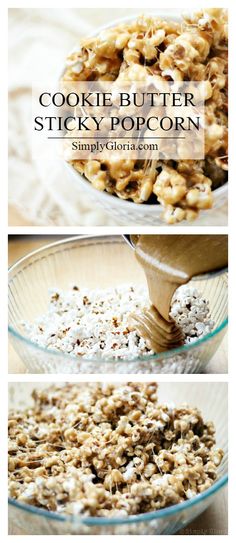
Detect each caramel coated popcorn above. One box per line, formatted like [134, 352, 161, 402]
[8, 383, 223, 517]
[63, 9, 228, 223]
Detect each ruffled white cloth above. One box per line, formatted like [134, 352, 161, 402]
[8, 8, 120, 225]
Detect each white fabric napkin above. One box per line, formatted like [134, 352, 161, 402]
[9, 8, 121, 225]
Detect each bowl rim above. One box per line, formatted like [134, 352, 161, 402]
[8, 473, 228, 526]
[8, 235, 228, 366]
[61, 11, 228, 219]
[66, 162, 228, 215]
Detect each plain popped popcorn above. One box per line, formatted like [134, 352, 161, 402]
[22, 284, 214, 360]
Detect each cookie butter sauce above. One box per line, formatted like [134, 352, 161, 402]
[130, 235, 228, 353]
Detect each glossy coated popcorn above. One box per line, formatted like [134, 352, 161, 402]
[8, 383, 224, 517]
[63, 9, 228, 223]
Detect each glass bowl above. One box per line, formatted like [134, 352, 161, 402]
[8, 235, 228, 374]
[8, 381, 228, 535]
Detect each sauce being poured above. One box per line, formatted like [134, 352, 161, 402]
[130, 235, 228, 353]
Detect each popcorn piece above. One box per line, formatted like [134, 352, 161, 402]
[22, 284, 215, 360]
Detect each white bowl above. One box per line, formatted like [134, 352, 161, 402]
[66, 162, 228, 226]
